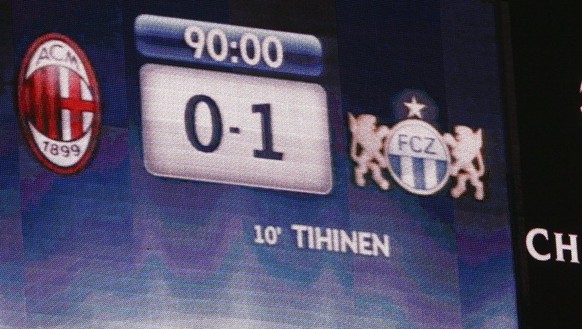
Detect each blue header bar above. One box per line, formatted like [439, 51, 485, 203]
[135, 15, 323, 78]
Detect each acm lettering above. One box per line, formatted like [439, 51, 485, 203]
[36, 45, 80, 70]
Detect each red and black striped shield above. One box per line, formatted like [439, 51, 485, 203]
[18, 33, 101, 175]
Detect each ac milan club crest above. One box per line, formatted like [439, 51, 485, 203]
[18, 33, 101, 175]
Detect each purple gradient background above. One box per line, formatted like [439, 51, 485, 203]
[0, 1, 518, 328]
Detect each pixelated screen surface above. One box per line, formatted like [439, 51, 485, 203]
[1, 1, 518, 328]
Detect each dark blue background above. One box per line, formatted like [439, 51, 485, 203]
[0, 1, 518, 328]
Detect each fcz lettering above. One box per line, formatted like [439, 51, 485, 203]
[397, 134, 437, 155]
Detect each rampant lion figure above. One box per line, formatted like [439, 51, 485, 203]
[443, 126, 485, 200]
[348, 113, 390, 190]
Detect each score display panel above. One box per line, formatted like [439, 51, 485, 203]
[0, 1, 519, 328]
[136, 15, 332, 194]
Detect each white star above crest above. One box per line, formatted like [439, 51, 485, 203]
[404, 96, 427, 119]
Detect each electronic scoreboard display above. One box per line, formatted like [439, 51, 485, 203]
[0, 1, 519, 328]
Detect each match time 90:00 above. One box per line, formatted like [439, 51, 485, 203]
[184, 26, 284, 68]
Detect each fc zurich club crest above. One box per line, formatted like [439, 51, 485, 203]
[349, 91, 486, 200]
[18, 33, 101, 175]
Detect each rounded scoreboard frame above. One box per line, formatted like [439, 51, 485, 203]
[135, 15, 333, 195]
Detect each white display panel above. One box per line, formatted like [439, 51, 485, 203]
[140, 64, 332, 194]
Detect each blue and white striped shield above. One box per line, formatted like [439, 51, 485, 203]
[386, 120, 450, 195]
